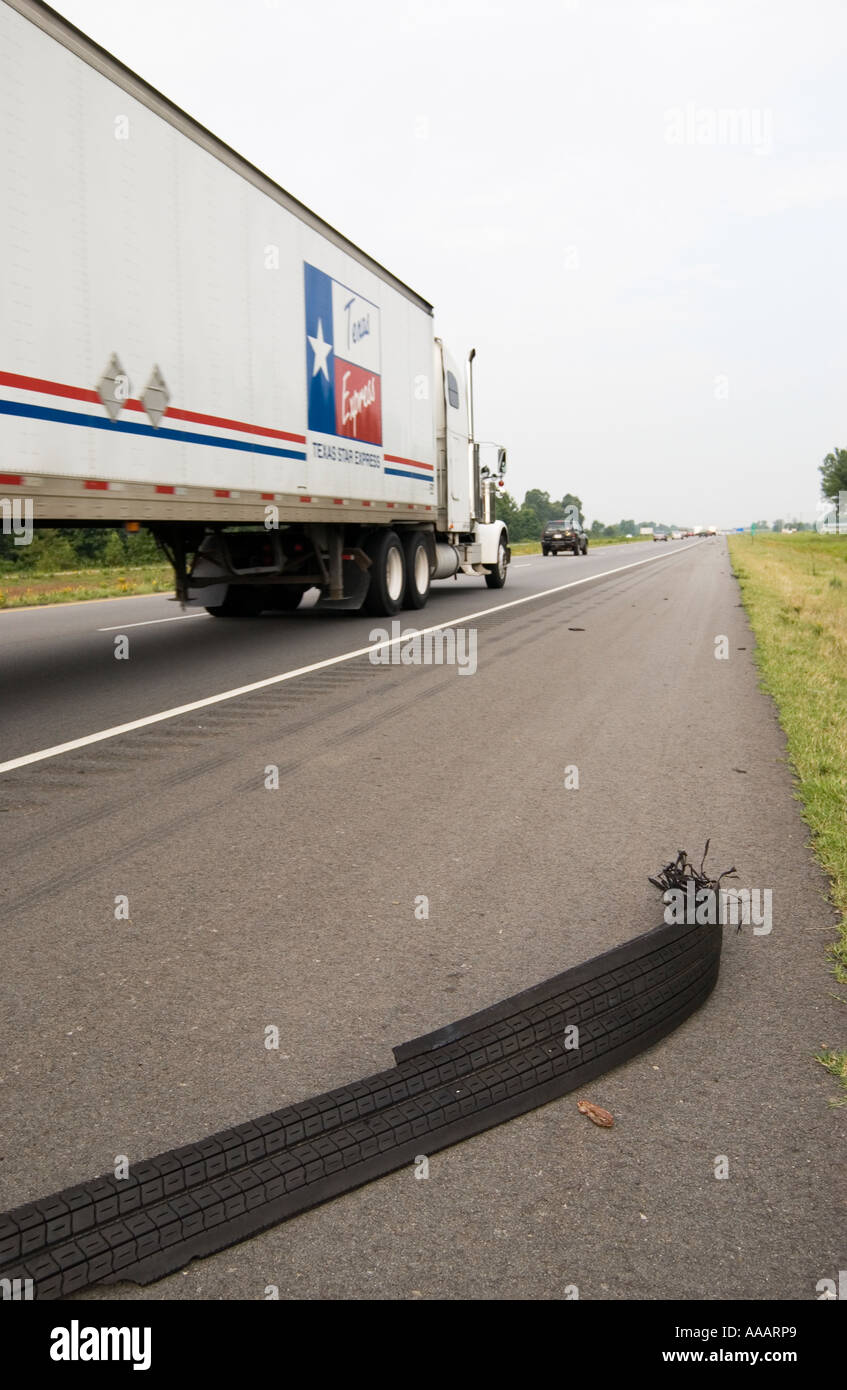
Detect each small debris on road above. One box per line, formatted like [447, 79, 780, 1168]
[577, 1100, 614, 1127]
[648, 840, 737, 898]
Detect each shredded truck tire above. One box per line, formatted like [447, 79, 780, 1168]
[0, 914, 721, 1299]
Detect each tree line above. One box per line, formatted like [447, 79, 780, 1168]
[0, 526, 161, 573]
[495, 489, 685, 541]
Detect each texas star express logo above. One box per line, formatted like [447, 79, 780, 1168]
[304, 263, 382, 446]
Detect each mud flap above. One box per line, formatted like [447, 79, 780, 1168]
[314, 561, 370, 612]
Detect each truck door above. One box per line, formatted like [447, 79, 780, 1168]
[438, 344, 472, 534]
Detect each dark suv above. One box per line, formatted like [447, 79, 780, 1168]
[542, 519, 588, 556]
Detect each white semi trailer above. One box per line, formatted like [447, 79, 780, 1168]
[0, 0, 510, 616]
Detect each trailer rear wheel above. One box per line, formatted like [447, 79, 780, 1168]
[363, 531, 406, 616]
[402, 532, 431, 610]
[484, 535, 508, 589]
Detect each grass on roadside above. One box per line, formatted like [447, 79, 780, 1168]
[0, 563, 173, 609]
[815, 1048, 847, 1104]
[728, 531, 847, 1102]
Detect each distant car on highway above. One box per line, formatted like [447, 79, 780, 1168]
[671, 531, 682, 540]
[652, 530, 669, 542]
[542, 520, 588, 556]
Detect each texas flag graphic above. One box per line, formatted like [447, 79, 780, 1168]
[304, 263, 382, 446]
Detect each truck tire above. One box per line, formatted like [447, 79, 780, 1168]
[484, 535, 508, 589]
[205, 585, 263, 617]
[363, 531, 406, 616]
[402, 532, 431, 610]
[0, 915, 720, 1298]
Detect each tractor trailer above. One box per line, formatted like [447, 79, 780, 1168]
[0, 0, 510, 617]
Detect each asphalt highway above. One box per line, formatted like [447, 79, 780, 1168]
[0, 541, 691, 766]
[0, 537, 843, 1300]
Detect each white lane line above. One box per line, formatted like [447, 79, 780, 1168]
[98, 613, 210, 632]
[0, 544, 697, 775]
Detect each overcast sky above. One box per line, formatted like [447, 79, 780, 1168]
[56, 0, 847, 528]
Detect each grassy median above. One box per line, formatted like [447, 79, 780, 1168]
[728, 532, 847, 1100]
[0, 563, 173, 609]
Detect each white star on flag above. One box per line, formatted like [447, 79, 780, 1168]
[308, 318, 332, 381]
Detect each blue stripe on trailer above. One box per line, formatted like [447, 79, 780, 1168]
[0, 400, 307, 461]
[384, 466, 430, 482]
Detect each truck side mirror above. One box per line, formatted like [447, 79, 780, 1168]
[497, 448, 507, 476]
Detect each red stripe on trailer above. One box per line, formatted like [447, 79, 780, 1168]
[0, 371, 306, 443]
[299, 496, 312, 503]
[0, 370, 99, 404]
[166, 406, 305, 443]
[332, 498, 344, 505]
[0, 473, 24, 486]
[362, 500, 371, 507]
[214, 489, 230, 498]
[0, 370, 143, 412]
[386, 502, 395, 509]
[155, 485, 175, 494]
[384, 453, 433, 472]
[261, 493, 274, 500]
[84, 479, 108, 490]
